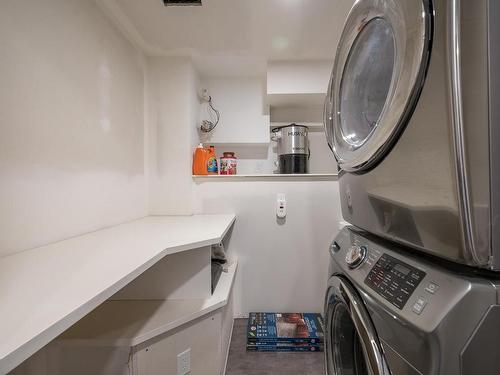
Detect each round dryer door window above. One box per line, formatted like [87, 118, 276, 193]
[324, 0, 432, 172]
[339, 17, 395, 148]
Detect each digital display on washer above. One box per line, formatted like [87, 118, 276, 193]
[393, 264, 410, 276]
[364, 254, 426, 310]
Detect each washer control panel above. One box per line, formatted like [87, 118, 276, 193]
[364, 253, 426, 309]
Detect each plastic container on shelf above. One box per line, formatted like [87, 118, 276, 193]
[207, 146, 218, 175]
[220, 152, 237, 175]
[192, 143, 210, 175]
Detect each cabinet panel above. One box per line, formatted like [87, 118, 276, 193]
[136, 314, 221, 375]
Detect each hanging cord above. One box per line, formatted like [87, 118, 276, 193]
[200, 95, 220, 133]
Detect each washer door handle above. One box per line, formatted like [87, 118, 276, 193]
[338, 278, 391, 375]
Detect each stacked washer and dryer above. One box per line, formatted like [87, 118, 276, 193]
[323, 0, 500, 374]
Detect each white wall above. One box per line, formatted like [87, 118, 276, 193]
[267, 60, 332, 95]
[0, 0, 147, 256]
[146, 57, 200, 215]
[199, 77, 270, 145]
[193, 180, 342, 315]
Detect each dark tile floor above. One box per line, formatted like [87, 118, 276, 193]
[225, 319, 325, 375]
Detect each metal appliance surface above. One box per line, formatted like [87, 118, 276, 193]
[272, 124, 309, 174]
[324, 0, 500, 269]
[325, 227, 500, 375]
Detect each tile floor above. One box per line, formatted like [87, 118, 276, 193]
[225, 319, 325, 375]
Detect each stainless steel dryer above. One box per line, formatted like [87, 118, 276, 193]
[325, 226, 500, 375]
[324, 0, 500, 269]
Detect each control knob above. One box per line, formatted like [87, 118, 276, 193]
[345, 245, 367, 269]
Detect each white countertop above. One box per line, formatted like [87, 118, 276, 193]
[0, 214, 236, 374]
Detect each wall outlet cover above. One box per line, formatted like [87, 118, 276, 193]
[276, 193, 286, 218]
[177, 348, 191, 375]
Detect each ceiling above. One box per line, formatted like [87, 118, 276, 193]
[98, 0, 354, 75]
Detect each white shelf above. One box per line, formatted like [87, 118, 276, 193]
[58, 262, 238, 347]
[270, 122, 324, 132]
[201, 141, 270, 148]
[193, 174, 338, 182]
[267, 93, 326, 108]
[0, 214, 236, 374]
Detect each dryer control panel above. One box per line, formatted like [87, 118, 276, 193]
[365, 253, 426, 309]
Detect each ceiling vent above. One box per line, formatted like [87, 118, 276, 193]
[163, 0, 202, 6]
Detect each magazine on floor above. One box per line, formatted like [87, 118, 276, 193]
[247, 312, 324, 345]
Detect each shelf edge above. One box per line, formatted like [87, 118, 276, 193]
[193, 174, 338, 182]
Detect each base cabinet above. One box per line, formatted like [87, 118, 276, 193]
[135, 313, 221, 375]
[10, 248, 237, 375]
[11, 299, 234, 375]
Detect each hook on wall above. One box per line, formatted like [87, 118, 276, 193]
[199, 88, 220, 133]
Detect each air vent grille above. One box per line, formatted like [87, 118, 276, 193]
[163, 0, 202, 6]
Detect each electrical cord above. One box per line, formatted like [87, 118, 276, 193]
[200, 95, 220, 133]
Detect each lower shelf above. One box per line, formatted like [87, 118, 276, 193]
[58, 262, 238, 347]
[193, 173, 338, 182]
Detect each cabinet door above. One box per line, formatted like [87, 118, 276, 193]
[136, 313, 221, 375]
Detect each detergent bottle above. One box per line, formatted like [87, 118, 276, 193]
[207, 146, 218, 175]
[192, 143, 210, 175]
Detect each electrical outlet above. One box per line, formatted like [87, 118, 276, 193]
[276, 193, 286, 218]
[177, 348, 191, 375]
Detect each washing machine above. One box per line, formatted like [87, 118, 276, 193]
[324, 0, 500, 269]
[325, 226, 500, 375]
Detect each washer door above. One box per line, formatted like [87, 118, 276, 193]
[324, 0, 432, 172]
[325, 276, 390, 375]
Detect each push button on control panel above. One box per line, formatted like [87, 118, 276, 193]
[425, 282, 439, 294]
[412, 296, 427, 315]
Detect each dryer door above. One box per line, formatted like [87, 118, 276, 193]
[324, 0, 432, 172]
[325, 276, 390, 375]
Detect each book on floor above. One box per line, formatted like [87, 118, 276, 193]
[247, 312, 324, 345]
[246, 342, 323, 352]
